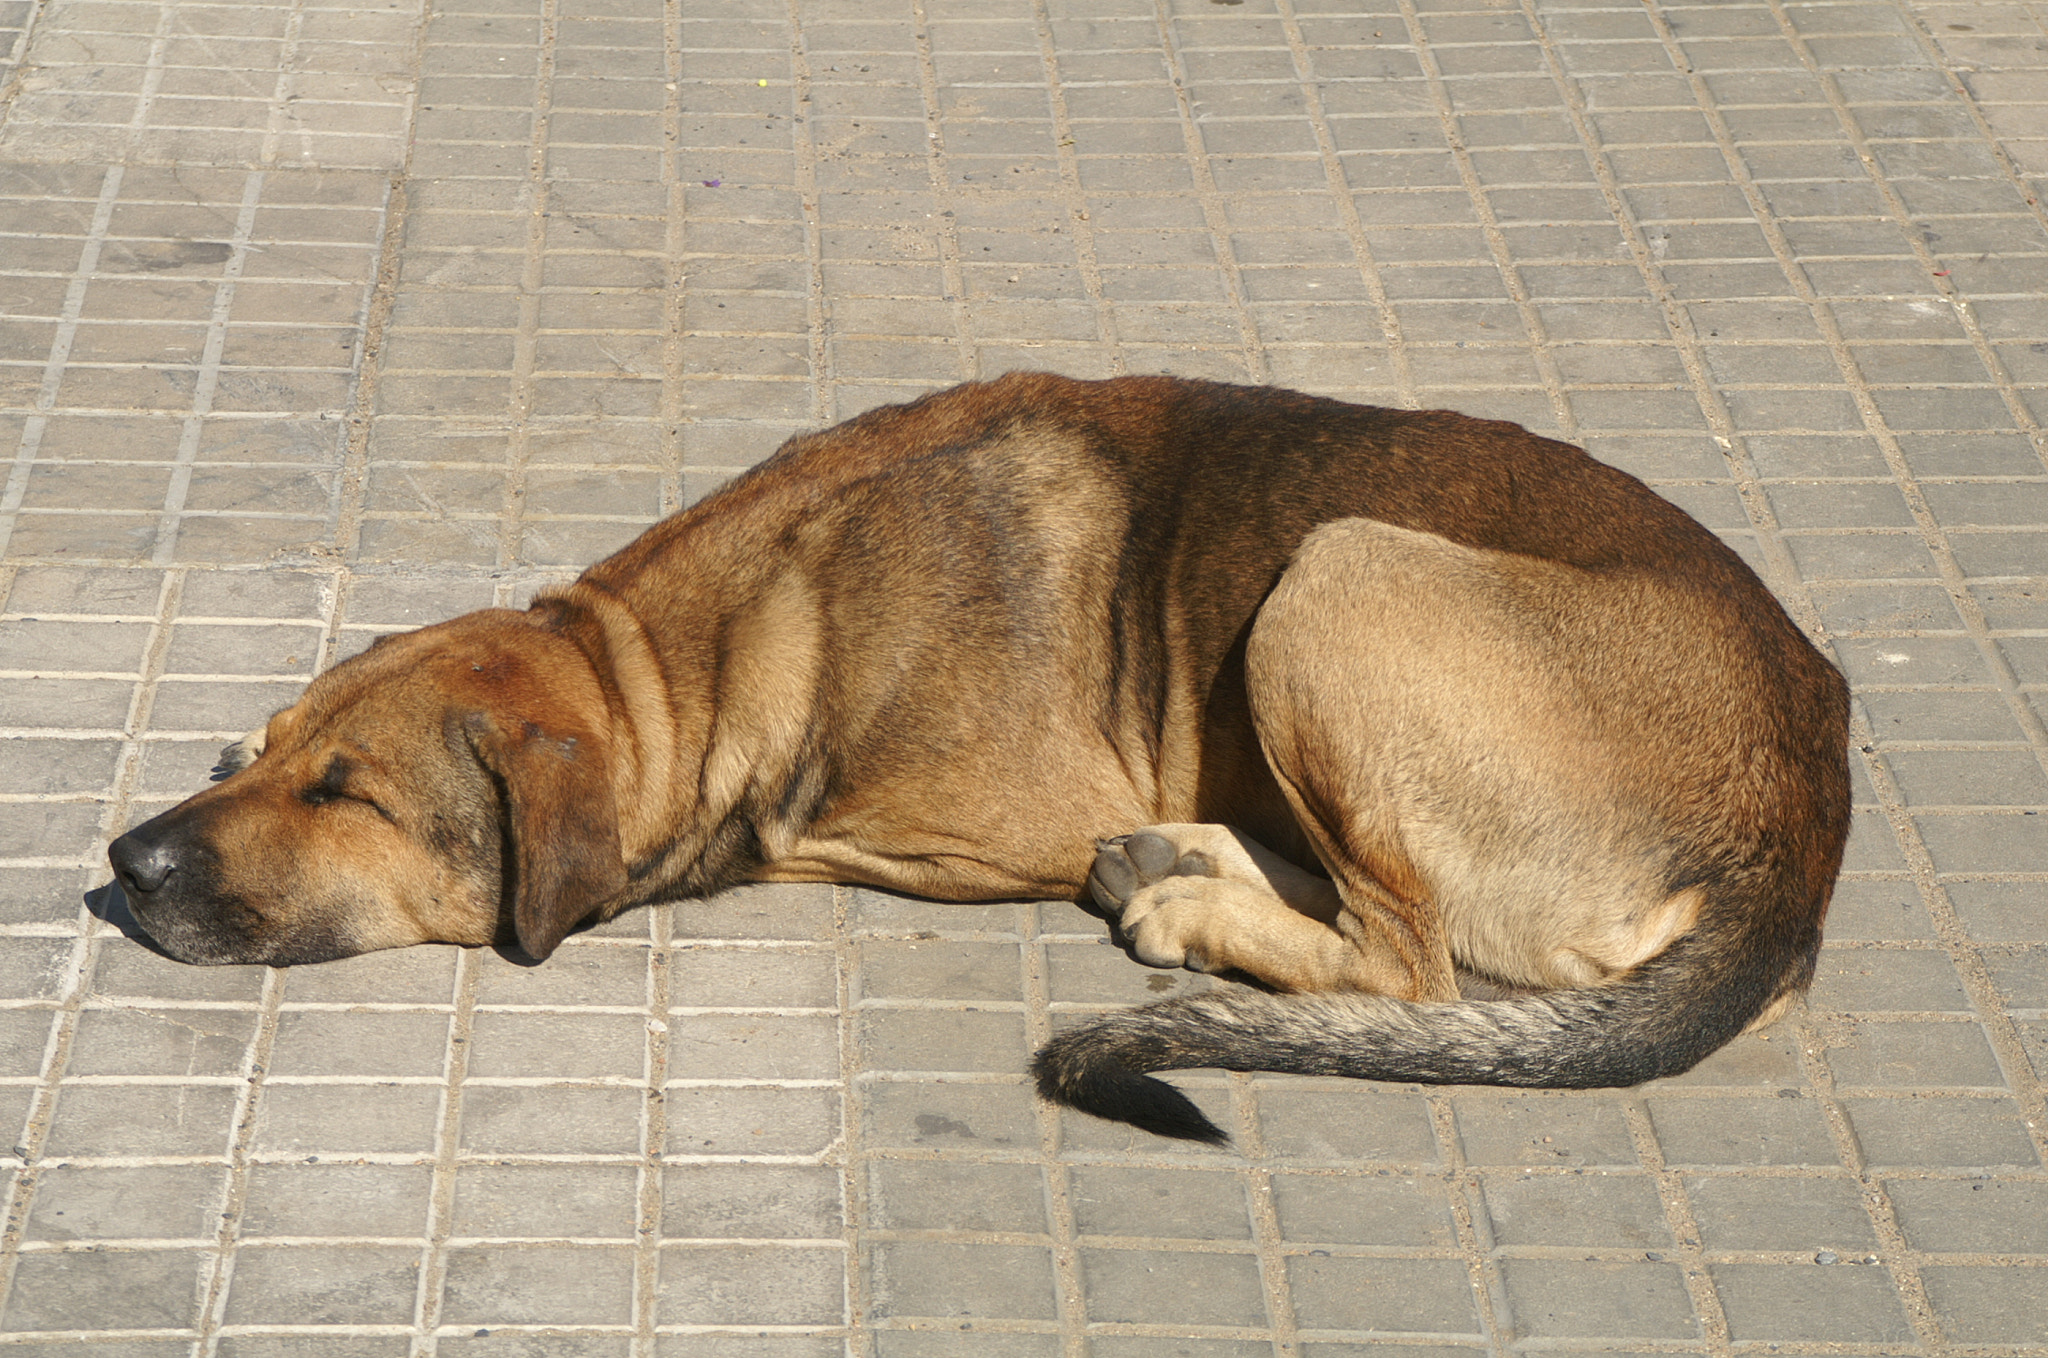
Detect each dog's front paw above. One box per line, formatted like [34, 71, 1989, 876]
[1117, 884, 1224, 972]
[213, 727, 268, 778]
[1088, 830, 1217, 914]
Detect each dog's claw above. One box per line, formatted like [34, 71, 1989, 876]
[211, 728, 268, 781]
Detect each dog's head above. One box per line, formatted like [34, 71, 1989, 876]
[107, 608, 628, 966]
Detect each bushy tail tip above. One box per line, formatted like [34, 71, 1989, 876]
[1031, 1035, 1230, 1145]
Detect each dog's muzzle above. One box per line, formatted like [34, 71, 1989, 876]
[107, 813, 246, 963]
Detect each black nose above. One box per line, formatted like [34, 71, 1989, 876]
[110, 828, 177, 895]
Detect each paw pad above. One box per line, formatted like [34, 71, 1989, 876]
[1088, 830, 1216, 914]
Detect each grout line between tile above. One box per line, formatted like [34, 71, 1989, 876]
[494, 0, 561, 577]
[257, 0, 311, 168]
[1024, 907, 1090, 1358]
[1426, 1094, 1512, 1358]
[785, 0, 833, 429]
[659, 0, 686, 519]
[1031, 0, 1126, 377]
[406, 944, 479, 1358]
[633, 900, 672, 1358]
[1275, 0, 1417, 407]
[1229, 1074, 1298, 1357]
[150, 169, 266, 569]
[1623, 1094, 1734, 1355]
[910, 0, 981, 385]
[1151, 0, 1267, 384]
[835, 882, 869, 1358]
[1790, 1002, 1946, 1350]
[1396, 0, 1577, 437]
[192, 965, 285, 1358]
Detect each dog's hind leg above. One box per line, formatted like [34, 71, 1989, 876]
[1094, 518, 1713, 1006]
[1237, 517, 1706, 1003]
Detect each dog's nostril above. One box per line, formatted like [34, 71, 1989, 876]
[109, 833, 176, 895]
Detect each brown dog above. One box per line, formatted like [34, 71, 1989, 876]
[109, 374, 1850, 1142]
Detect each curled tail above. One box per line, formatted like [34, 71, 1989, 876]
[1032, 924, 1811, 1145]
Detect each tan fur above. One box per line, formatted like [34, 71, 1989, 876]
[109, 375, 1847, 1118]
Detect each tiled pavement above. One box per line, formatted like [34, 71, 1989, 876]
[0, 0, 2045, 1349]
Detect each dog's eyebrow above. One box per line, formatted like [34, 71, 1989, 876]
[299, 755, 355, 804]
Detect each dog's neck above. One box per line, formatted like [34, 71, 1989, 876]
[528, 583, 687, 866]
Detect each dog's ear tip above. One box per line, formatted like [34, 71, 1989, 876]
[510, 936, 559, 965]
[511, 914, 570, 963]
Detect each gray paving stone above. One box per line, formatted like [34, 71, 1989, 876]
[871, 1337, 1053, 1358]
[67, 1004, 253, 1076]
[0, 1006, 51, 1078]
[856, 939, 1026, 1003]
[1268, 1171, 1456, 1249]
[870, 1240, 1055, 1321]
[859, 1007, 1029, 1075]
[1288, 1254, 1479, 1335]
[268, 1009, 450, 1078]
[1809, 947, 1973, 1012]
[455, 1163, 639, 1241]
[1647, 1094, 1837, 1167]
[1848, 1094, 2042, 1170]
[1069, 1165, 1254, 1242]
[1090, 1341, 1268, 1358]
[868, 1158, 1046, 1235]
[1711, 1261, 1915, 1343]
[1919, 1263, 2048, 1344]
[242, 1163, 434, 1239]
[664, 1162, 842, 1240]
[662, 1246, 842, 1330]
[218, 1341, 408, 1358]
[0, 868, 87, 929]
[251, 1083, 443, 1156]
[1082, 1247, 1268, 1327]
[26, 1163, 223, 1242]
[1886, 1176, 2048, 1252]
[222, 1246, 422, 1326]
[279, 944, 461, 1005]
[5, 1248, 207, 1331]
[45, 1083, 241, 1158]
[1498, 1258, 1697, 1341]
[1482, 1171, 1672, 1249]
[441, 1244, 636, 1325]
[667, 1082, 842, 1157]
[1453, 1096, 1638, 1167]
[1688, 1175, 1881, 1252]
[460, 1084, 645, 1156]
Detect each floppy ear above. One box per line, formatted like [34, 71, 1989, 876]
[462, 711, 628, 961]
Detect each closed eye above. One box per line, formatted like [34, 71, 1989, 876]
[299, 754, 351, 805]
[298, 755, 396, 823]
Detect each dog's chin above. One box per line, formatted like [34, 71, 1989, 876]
[127, 904, 362, 968]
